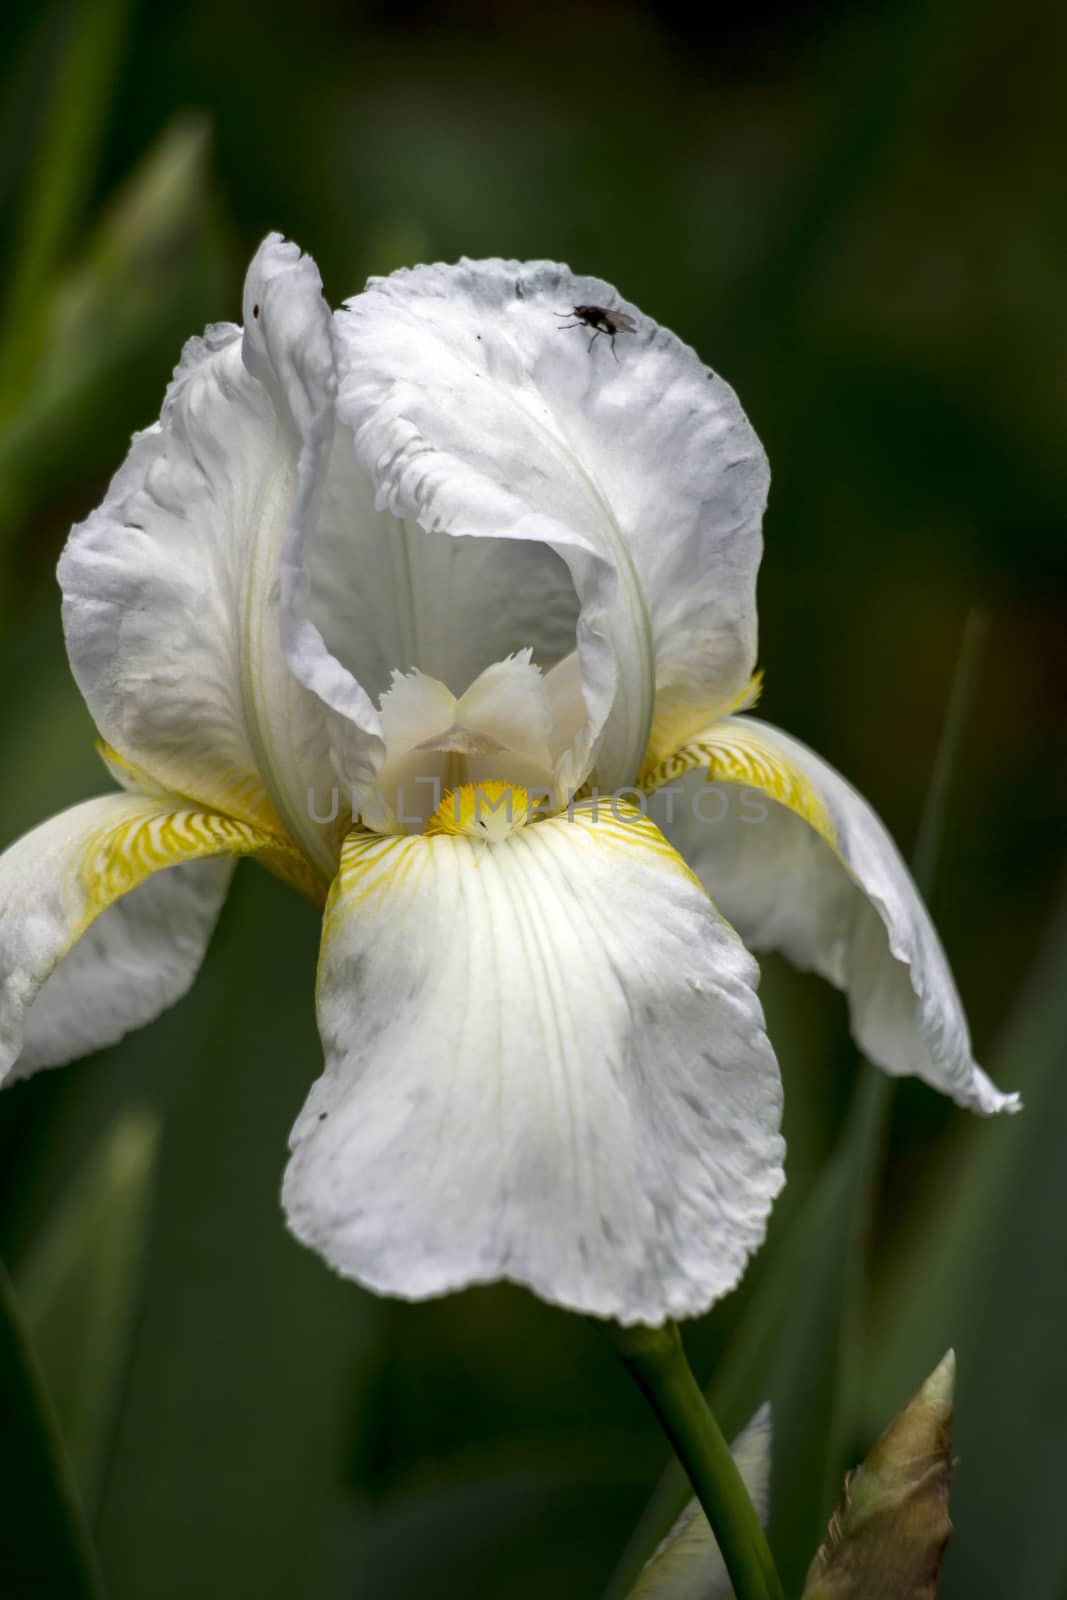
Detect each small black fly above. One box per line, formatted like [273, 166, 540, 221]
[555, 304, 637, 362]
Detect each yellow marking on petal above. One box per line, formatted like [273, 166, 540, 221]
[324, 799, 705, 974]
[561, 798, 704, 888]
[96, 742, 287, 840]
[426, 781, 532, 840]
[641, 670, 764, 776]
[737, 668, 764, 713]
[642, 721, 836, 849]
[323, 832, 430, 968]
[95, 742, 325, 904]
[73, 806, 325, 936]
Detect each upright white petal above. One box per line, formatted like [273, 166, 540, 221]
[283, 804, 784, 1325]
[649, 717, 1019, 1115]
[0, 794, 313, 1082]
[289, 444, 582, 787]
[59, 234, 343, 879]
[287, 259, 765, 796]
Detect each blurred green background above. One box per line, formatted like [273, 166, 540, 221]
[0, 1, 1064, 1595]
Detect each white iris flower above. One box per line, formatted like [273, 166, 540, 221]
[0, 237, 1017, 1327]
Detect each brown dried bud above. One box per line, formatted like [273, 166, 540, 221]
[802, 1350, 955, 1600]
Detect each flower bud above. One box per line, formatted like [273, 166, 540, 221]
[802, 1350, 955, 1599]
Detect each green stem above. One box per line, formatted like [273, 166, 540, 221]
[608, 1320, 785, 1600]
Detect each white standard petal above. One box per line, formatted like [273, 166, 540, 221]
[0, 794, 313, 1083]
[648, 717, 1019, 1115]
[313, 261, 767, 788]
[289, 259, 763, 799]
[59, 233, 344, 879]
[283, 803, 784, 1324]
[287, 435, 582, 793]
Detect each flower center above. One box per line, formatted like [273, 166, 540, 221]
[426, 782, 533, 840]
[359, 651, 583, 836]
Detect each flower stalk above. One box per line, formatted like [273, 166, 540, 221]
[609, 1320, 785, 1600]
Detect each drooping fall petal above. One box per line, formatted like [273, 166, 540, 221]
[283, 802, 784, 1324]
[648, 717, 1017, 1114]
[0, 792, 315, 1081]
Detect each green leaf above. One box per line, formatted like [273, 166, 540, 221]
[0, 0, 131, 400]
[82, 864, 386, 1600]
[0, 1259, 105, 1598]
[867, 882, 1067, 1599]
[0, 113, 228, 542]
[723, 1075, 890, 1594]
[15, 1108, 161, 1515]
